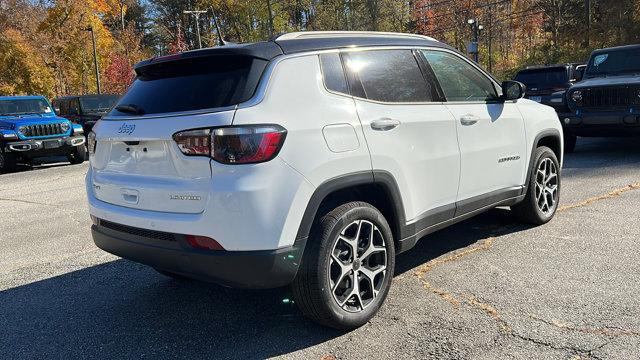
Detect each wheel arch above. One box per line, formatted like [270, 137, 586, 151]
[524, 129, 562, 192]
[295, 171, 407, 252]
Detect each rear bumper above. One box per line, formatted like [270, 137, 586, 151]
[558, 110, 640, 136]
[86, 158, 315, 251]
[92, 220, 305, 289]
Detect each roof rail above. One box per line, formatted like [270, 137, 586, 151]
[275, 31, 437, 42]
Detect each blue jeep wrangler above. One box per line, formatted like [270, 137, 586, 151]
[0, 95, 86, 173]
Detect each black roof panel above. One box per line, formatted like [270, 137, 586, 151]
[591, 44, 640, 54]
[134, 34, 453, 71]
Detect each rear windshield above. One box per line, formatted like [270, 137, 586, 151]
[514, 68, 568, 88]
[586, 48, 640, 77]
[81, 95, 119, 113]
[110, 55, 267, 116]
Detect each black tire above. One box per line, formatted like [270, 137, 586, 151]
[291, 201, 395, 330]
[67, 145, 87, 164]
[512, 146, 561, 225]
[154, 268, 191, 281]
[0, 149, 17, 173]
[563, 132, 577, 154]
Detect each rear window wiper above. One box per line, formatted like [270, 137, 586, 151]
[115, 104, 145, 115]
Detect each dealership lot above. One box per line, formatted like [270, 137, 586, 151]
[1, 137, 639, 359]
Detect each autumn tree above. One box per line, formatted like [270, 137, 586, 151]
[0, 29, 56, 96]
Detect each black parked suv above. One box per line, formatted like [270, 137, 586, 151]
[514, 64, 584, 110]
[565, 44, 640, 151]
[52, 95, 119, 135]
[514, 64, 584, 153]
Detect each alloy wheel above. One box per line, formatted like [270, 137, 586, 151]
[535, 157, 559, 216]
[328, 219, 387, 313]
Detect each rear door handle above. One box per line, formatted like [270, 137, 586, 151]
[371, 118, 401, 131]
[460, 115, 479, 126]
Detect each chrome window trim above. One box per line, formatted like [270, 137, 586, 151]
[239, 45, 503, 109]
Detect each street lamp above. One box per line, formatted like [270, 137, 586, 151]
[467, 18, 483, 63]
[85, 25, 101, 94]
[183, 10, 207, 49]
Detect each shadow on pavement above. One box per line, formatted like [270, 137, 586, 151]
[4, 156, 77, 175]
[0, 209, 526, 359]
[562, 137, 640, 170]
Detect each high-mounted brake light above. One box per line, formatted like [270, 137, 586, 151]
[173, 125, 287, 164]
[150, 53, 182, 63]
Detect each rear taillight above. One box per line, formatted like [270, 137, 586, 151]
[212, 125, 286, 164]
[173, 125, 287, 164]
[173, 129, 211, 156]
[88, 131, 97, 155]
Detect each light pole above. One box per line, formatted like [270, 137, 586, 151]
[85, 25, 101, 94]
[183, 10, 207, 49]
[467, 19, 483, 63]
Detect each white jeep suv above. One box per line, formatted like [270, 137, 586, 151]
[86, 31, 563, 329]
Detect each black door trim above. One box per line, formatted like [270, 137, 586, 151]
[455, 186, 524, 217]
[396, 186, 525, 254]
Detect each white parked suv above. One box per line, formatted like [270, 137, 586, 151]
[86, 31, 563, 329]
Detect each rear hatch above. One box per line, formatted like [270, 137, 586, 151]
[90, 50, 275, 214]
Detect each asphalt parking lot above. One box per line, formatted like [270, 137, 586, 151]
[1, 137, 639, 360]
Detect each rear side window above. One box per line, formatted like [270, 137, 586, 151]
[320, 53, 349, 95]
[421, 50, 498, 102]
[110, 55, 267, 116]
[514, 67, 569, 88]
[345, 50, 433, 103]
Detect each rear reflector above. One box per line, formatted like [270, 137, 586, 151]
[185, 235, 224, 251]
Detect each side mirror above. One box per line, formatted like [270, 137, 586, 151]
[501, 80, 526, 101]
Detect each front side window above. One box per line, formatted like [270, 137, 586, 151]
[59, 100, 69, 115]
[0, 98, 53, 116]
[421, 50, 498, 102]
[344, 49, 433, 103]
[69, 99, 80, 115]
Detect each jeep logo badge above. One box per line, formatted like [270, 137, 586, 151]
[117, 123, 136, 135]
